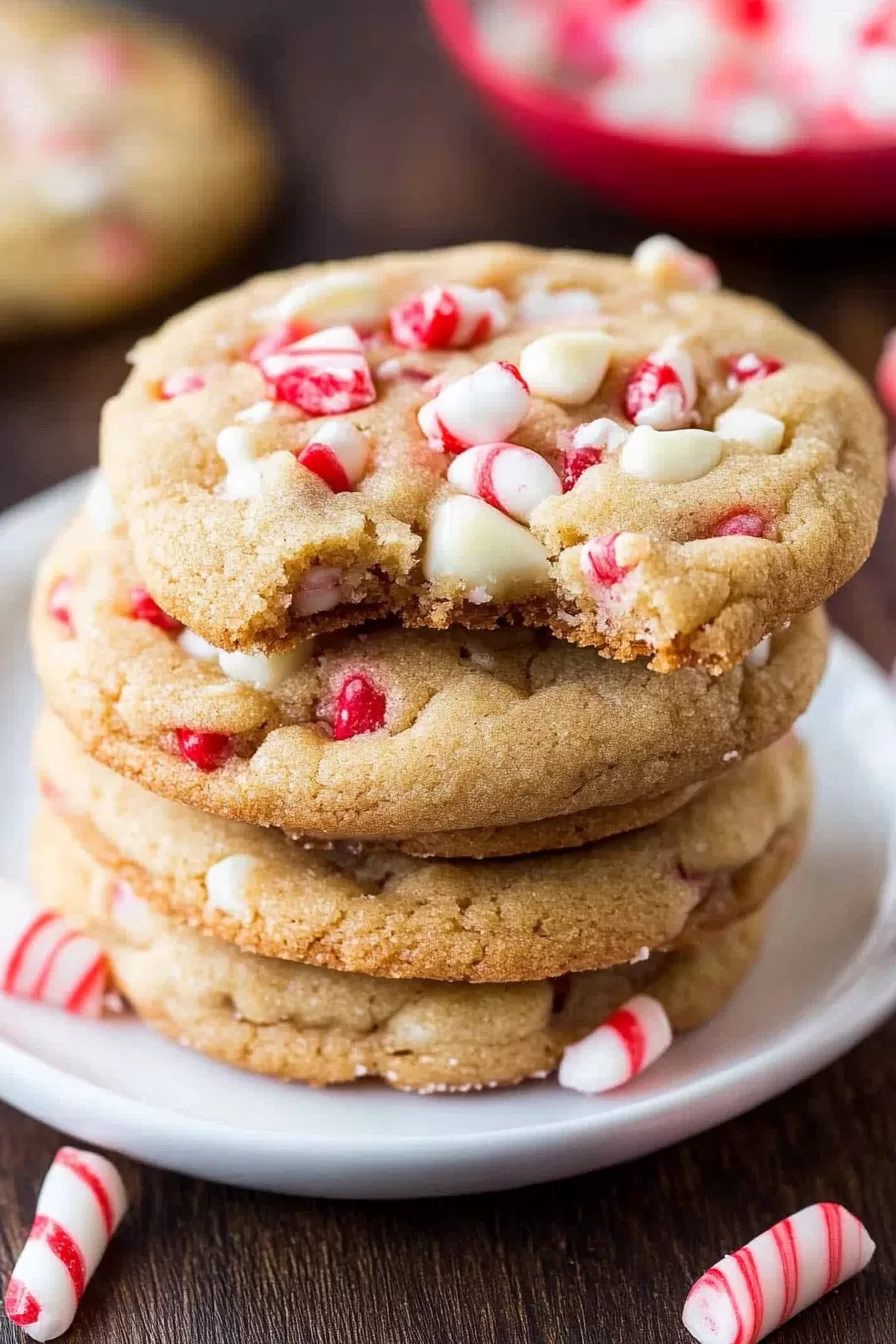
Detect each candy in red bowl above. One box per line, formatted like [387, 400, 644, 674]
[424, 0, 896, 230]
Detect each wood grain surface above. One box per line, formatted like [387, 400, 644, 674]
[1, 1, 894, 1340]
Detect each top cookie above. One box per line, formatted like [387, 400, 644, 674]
[0, 0, 276, 333]
[101, 240, 885, 670]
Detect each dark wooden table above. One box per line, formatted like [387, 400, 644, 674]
[1, 2, 895, 1339]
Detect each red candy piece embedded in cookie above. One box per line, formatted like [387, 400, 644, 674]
[175, 729, 235, 772]
[861, 2, 896, 45]
[331, 675, 387, 740]
[295, 422, 369, 493]
[129, 586, 184, 632]
[48, 578, 76, 635]
[717, 0, 773, 31]
[581, 533, 629, 586]
[390, 284, 508, 351]
[711, 510, 769, 538]
[624, 345, 696, 430]
[418, 360, 530, 453]
[876, 330, 896, 416]
[254, 326, 376, 416]
[563, 447, 604, 491]
[725, 352, 783, 389]
[159, 367, 206, 400]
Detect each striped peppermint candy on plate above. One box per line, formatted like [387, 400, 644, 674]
[0, 908, 109, 1018]
[624, 341, 698, 430]
[254, 325, 376, 416]
[682, 1203, 876, 1344]
[557, 993, 672, 1093]
[5, 1147, 129, 1342]
[447, 443, 561, 523]
[390, 284, 509, 350]
[296, 420, 369, 492]
[418, 360, 529, 453]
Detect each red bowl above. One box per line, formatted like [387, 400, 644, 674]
[425, 0, 896, 232]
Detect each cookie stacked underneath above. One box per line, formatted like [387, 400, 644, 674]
[28, 240, 885, 1093]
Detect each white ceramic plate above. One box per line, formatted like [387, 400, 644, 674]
[1, 474, 895, 1199]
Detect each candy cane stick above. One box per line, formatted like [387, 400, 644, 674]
[5, 1148, 128, 1342]
[557, 993, 672, 1093]
[682, 1203, 876, 1344]
[0, 907, 109, 1017]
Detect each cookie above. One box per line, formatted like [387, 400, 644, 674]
[99, 241, 884, 670]
[31, 512, 826, 839]
[0, 0, 276, 334]
[36, 713, 809, 982]
[30, 805, 768, 1092]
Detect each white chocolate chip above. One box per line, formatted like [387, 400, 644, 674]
[423, 495, 551, 599]
[205, 855, 259, 923]
[177, 628, 220, 661]
[218, 643, 312, 690]
[745, 636, 771, 669]
[217, 424, 264, 500]
[620, 425, 722, 483]
[36, 153, 117, 215]
[235, 400, 277, 423]
[519, 330, 614, 406]
[517, 287, 602, 323]
[715, 406, 785, 455]
[271, 271, 387, 329]
[84, 472, 121, 533]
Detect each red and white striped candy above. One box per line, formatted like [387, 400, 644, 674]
[624, 342, 698, 430]
[293, 565, 345, 617]
[557, 993, 672, 1093]
[875, 329, 896, 417]
[296, 421, 369, 492]
[417, 360, 529, 453]
[446, 443, 561, 523]
[390, 284, 509, 350]
[682, 1203, 876, 1344]
[255, 325, 376, 416]
[562, 418, 629, 490]
[159, 367, 206, 400]
[0, 908, 109, 1018]
[5, 1147, 128, 1342]
[632, 235, 720, 292]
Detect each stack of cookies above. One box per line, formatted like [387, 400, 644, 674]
[28, 240, 885, 1094]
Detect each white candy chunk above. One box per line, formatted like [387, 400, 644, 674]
[745, 635, 771, 669]
[235, 400, 277, 423]
[715, 407, 785, 455]
[293, 566, 345, 617]
[520, 330, 614, 406]
[418, 361, 529, 451]
[571, 418, 629, 452]
[217, 424, 263, 500]
[517, 288, 602, 323]
[272, 271, 387, 329]
[205, 855, 259, 923]
[722, 94, 802, 152]
[632, 234, 720, 292]
[477, 0, 555, 79]
[848, 48, 896, 126]
[177, 628, 220, 661]
[218, 643, 311, 690]
[620, 425, 722, 483]
[447, 444, 561, 523]
[84, 472, 120, 533]
[423, 495, 551, 598]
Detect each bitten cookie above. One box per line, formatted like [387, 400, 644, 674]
[31, 511, 826, 839]
[30, 806, 769, 1093]
[99, 241, 884, 669]
[36, 714, 809, 982]
[0, 0, 276, 333]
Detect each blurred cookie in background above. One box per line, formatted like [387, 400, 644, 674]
[0, 0, 278, 335]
